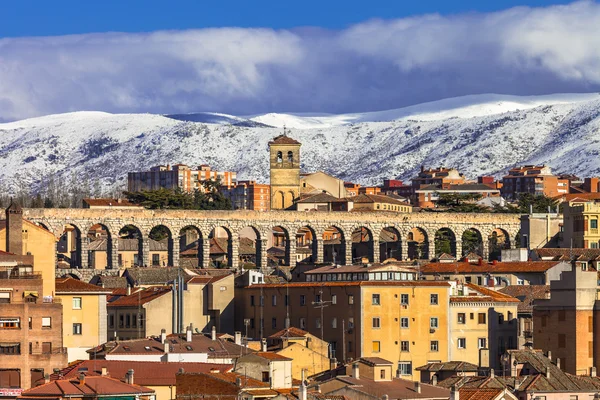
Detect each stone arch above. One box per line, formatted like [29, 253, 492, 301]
[434, 227, 457, 258]
[284, 191, 295, 209]
[208, 226, 233, 268]
[238, 226, 262, 269]
[57, 223, 83, 269]
[323, 225, 346, 265]
[379, 226, 401, 261]
[61, 271, 82, 280]
[489, 228, 511, 261]
[149, 225, 173, 267]
[461, 228, 484, 258]
[179, 225, 203, 269]
[296, 225, 317, 264]
[270, 226, 291, 267]
[87, 223, 114, 270]
[351, 226, 373, 263]
[118, 224, 143, 268]
[273, 191, 284, 209]
[406, 227, 429, 260]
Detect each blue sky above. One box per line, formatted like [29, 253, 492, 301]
[1, 1, 600, 121]
[0, 0, 577, 36]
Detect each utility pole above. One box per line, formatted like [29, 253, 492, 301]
[312, 286, 334, 368]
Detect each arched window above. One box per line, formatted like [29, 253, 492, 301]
[276, 151, 282, 163]
[287, 151, 293, 163]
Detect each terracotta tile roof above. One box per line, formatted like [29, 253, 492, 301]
[348, 193, 410, 206]
[297, 193, 348, 204]
[55, 277, 112, 293]
[49, 360, 232, 386]
[420, 261, 562, 274]
[498, 285, 550, 313]
[247, 281, 450, 289]
[304, 263, 416, 274]
[255, 352, 292, 361]
[21, 375, 153, 398]
[269, 135, 301, 145]
[360, 357, 394, 366]
[460, 388, 505, 400]
[269, 327, 309, 339]
[176, 372, 269, 396]
[553, 192, 600, 202]
[453, 283, 520, 303]
[416, 361, 479, 372]
[92, 276, 128, 289]
[124, 267, 191, 285]
[534, 248, 600, 261]
[164, 332, 249, 358]
[333, 376, 449, 399]
[107, 286, 171, 307]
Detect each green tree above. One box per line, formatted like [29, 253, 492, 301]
[434, 192, 486, 213]
[435, 229, 454, 257]
[462, 229, 482, 256]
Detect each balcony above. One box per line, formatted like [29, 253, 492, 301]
[0, 270, 42, 280]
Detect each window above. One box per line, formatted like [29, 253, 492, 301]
[72, 297, 82, 310]
[478, 338, 487, 349]
[470, 313, 474, 320]
[331, 294, 337, 304]
[430, 294, 438, 305]
[0, 344, 20, 355]
[152, 254, 160, 266]
[315, 294, 321, 303]
[400, 317, 409, 328]
[457, 313, 465, 324]
[300, 318, 306, 329]
[300, 295, 306, 306]
[430, 317, 439, 329]
[372, 317, 381, 328]
[457, 338, 466, 349]
[372, 294, 380, 305]
[132, 315, 137, 328]
[126, 314, 131, 328]
[250, 295, 255, 306]
[348, 295, 354, 305]
[109, 314, 114, 328]
[119, 314, 124, 328]
[28, 317, 32, 330]
[41, 342, 52, 354]
[401, 341, 409, 352]
[400, 294, 409, 305]
[348, 341, 353, 352]
[73, 323, 82, 335]
[272, 318, 277, 329]
[592, 219, 598, 229]
[272, 295, 277, 306]
[0, 318, 20, 329]
[262, 371, 270, 383]
[250, 318, 255, 329]
[372, 341, 381, 353]
[398, 362, 412, 376]
[332, 318, 337, 329]
[478, 313, 486, 324]
[41, 317, 51, 328]
[276, 151, 282, 163]
[431, 341, 439, 352]
[380, 369, 386, 379]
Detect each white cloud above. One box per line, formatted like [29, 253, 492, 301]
[1, 1, 600, 121]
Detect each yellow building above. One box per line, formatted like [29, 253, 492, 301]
[269, 132, 301, 210]
[449, 284, 519, 371]
[239, 281, 451, 381]
[55, 277, 112, 362]
[563, 200, 600, 248]
[0, 204, 57, 297]
[268, 327, 331, 379]
[349, 193, 413, 213]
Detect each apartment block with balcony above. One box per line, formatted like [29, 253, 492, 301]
[128, 164, 237, 193]
[501, 165, 568, 200]
[219, 180, 270, 211]
[563, 200, 600, 248]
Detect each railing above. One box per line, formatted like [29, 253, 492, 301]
[0, 271, 42, 280]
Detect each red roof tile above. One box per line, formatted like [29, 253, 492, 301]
[247, 281, 450, 289]
[269, 135, 301, 145]
[56, 277, 113, 293]
[22, 375, 153, 398]
[420, 261, 562, 274]
[269, 327, 309, 339]
[108, 286, 171, 307]
[460, 388, 505, 400]
[255, 352, 292, 361]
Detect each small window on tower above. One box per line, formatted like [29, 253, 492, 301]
[276, 151, 283, 163]
[287, 151, 293, 162]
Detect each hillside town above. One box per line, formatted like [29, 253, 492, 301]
[2, 132, 600, 400]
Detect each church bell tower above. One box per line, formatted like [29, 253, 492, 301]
[268, 128, 301, 210]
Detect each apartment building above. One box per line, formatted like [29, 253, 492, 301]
[220, 180, 270, 211]
[411, 166, 466, 188]
[501, 165, 568, 200]
[562, 200, 600, 248]
[128, 164, 237, 193]
[237, 281, 452, 381]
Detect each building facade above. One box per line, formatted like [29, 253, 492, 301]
[269, 133, 301, 210]
[501, 165, 568, 200]
[220, 181, 271, 211]
[128, 164, 237, 193]
[562, 200, 600, 248]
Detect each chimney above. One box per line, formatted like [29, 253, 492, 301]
[44, 374, 50, 384]
[164, 341, 169, 354]
[187, 326, 193, 342]
[592, 367, 597, 377]
[178, 368, 185, 374]
[382, 396, 389, 400]
[235, 377, 242, 387]
[160, 329, 167, 344]
[490, 368, 495, 378]
[101, 367, 108, 376]
[234, 331, 242, 346]
[126, 285, 131, 296]
[298, 370, 307, 400]
[432, 374, 438, 386]
[261, 338, 267, 352]
[556, 358, 561, 370]
[547, 350, 552, 361]
[5, 201, 23, 255]
[126, 369, 134, 385]
[415, 382, 421, 394]
[450, 385, 459, 400]
[211, 325, 216, 341]
[352, 363, 360, 379]
[545, 367, 550, 380]
[78, 373, 85, 385]
[330, 357, 337, 371]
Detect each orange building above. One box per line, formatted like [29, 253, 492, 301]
[128, 164, 237, 193]
[501, 165, 568, 200]
[220, 181, 270, 211]
[411, 166, 466, 188]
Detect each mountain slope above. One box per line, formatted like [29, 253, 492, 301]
[1, 94, 600, 195]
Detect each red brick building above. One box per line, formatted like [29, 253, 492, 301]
[501, 165, 568, 200]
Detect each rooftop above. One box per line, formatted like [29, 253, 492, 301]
[21, 375, 153, 398]
[498, 285, 550, 313]
[416, 361, 479, 372]
[269, 327, 310, 340]
[269, 135, 301, 145]
[107, 286, 171, 307]
[348, 193, 410, 206]
[420, 261, 562, 274]
[55, 277, 113, 294]
[246, 281, 451, 289]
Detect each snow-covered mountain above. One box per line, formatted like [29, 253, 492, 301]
[1, 93, 600, 195]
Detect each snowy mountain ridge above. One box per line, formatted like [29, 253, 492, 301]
[1, 93, 600, 195]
